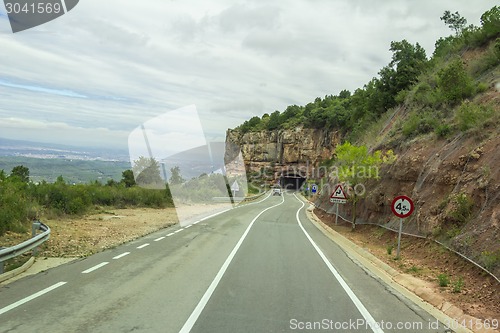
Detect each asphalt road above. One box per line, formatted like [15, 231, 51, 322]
[0, 192, 449, 333]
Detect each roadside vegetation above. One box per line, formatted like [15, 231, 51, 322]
[0, 164, 174, 236]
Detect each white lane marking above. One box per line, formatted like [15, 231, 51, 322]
[0, 282, 67, 316]
[179, 193, 285, 333]
[293, 194, 385, 333]
[82, 262, 109, 274]
[112, 252, 130, 260]
[154, 237, 166, 242]
[167, 232, 175, 236]
[184, 225, 192, 229]
[174, 229, 183, 234]
[137, 243, 150, 249]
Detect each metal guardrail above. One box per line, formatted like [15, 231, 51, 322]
[0, 221, 50, 274]
[211, 191, 267, 203]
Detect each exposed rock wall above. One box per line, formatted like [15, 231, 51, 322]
[225, 127, 340, 176]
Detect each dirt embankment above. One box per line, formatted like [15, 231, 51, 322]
[315, 209, 500, 324]
[0, 203, 230, 259]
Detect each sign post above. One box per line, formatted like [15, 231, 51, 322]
[330, 184, 347, 225]
[391, 195, 415, 259]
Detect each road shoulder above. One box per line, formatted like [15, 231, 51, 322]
[304, 202, 499, 333]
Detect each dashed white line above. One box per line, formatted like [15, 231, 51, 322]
[166, 232, 175, 236]
[0, 282, 67, 316]
[112, 252, 130, 260]
[184, 225, 192, 229]
[82, 262, 109, 274]
[137, 243, 150, 249]
[174, 229, 183, 234]
[154, 237, 165, 242]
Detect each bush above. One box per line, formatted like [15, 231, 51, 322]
[438, 273, 450, 287]
[452, 277, 464, 293]
[469, 39, 500, 77]
[456, 101, 495, 132]
[0, 180, 31, 235]
[450, 193, 474, 225]
[435, 124, 453, 138]
[437, 59, 475, 103]
[402, 110, 439, 138]
[480, 250, 500, 270]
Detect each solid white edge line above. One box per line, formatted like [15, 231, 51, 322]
[154, 237, 166, 242]
[137, 243, 150, 249]
[179, 193, 285, 333]
[0, 281, 67, 316]
[293, 194, 384, 333]
[82, 262, 109, 274]
[112, 252, 130, 260]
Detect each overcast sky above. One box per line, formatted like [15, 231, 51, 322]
[0, 0, 497, 151]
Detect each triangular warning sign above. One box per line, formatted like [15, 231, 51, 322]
[330, 184, 347, 200]
[231, 181, 239, 192]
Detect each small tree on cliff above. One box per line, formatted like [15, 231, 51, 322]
[334, 142, 396, 230]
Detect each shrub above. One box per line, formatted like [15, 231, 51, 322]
[452, 276, 464, 293]
[450, 193, 474, 225]
[469, 39, 500, 77]
[480, 250, 500, 271]
[456, 101, 495, 132]
[402, 110, 439, 138]
[437, 59, 475, 103]
[435, 124, 453, 138]
[438, 273, 450, 287]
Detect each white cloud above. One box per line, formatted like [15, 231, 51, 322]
[0, 0, 497, 150]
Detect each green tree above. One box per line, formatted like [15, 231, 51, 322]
[388, 40, 427, 92]
[441, 10, 467, 35]
[334, 142, 396, 230]
[121, 169, 136, 188]
[267, 111, 281, 130]
[437, 58, 475, 103]
[169, 166, 185, 185]
[133, 157, 163, 187]
[10, 165, 30, 183]
[480, 6, 500, 39]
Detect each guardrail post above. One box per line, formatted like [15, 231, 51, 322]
[32, 220, 42, 256]
[0, 248, 4, 274]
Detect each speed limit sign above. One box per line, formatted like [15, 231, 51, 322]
[391, 195, 414, 218]
[391, 195, 414, 258]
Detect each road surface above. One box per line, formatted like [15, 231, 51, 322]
[0, 192, 449, 332]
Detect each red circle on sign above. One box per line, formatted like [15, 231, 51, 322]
[391, 195, 414, 218]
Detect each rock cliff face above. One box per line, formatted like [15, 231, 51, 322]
[225, 127, 341, 176]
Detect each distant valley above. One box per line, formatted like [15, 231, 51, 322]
[0, 137, 130, 183]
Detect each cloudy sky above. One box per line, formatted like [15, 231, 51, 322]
[0, 0, 497, 152]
